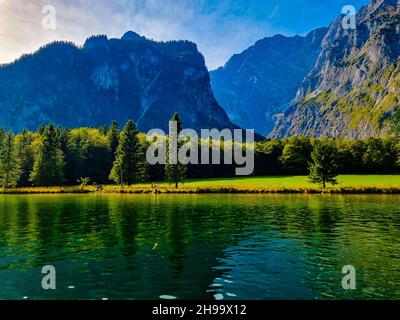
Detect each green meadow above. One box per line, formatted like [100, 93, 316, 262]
[182, 175, 400, 188]
[2, 175, 400, 194]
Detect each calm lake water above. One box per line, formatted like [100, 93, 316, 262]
[0, 194, 399, 300]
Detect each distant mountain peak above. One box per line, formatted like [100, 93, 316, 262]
[210, 29, 327, 135]
[271, 0, 400, 138]
[83, 34, 109, 49]
[121, 31, 143, 41]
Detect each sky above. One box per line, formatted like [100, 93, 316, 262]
[0, 0, 369, 70]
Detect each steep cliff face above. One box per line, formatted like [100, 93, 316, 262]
[0, 32, 235, 133]
[271, 0, 400, 138]
[210, 28, 327, 135]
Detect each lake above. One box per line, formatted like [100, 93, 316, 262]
[0, 194, 399, 300]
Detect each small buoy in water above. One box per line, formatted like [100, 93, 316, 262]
[153, 243, 159, 250]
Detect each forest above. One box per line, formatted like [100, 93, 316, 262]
[0, 117, 399, 188]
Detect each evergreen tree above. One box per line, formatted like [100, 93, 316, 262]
[308, 139, 339, 188]
[15, 129, 35, 187]
[54, 126, 77, 184]
[0, 128, 5, 143]
[109, 120, 147, 185]
[165, 112, 187, 188]
[36, 124, 46, 135]
[107, 121, 120, 157]
[98, 124, 109, 136]
[30, 124, 64, 186]
[0, 132, 21, 188]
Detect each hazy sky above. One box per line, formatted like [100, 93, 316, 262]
[0, 0, 369, 70]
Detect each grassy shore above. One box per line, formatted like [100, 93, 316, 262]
[1, 175, 400, 194]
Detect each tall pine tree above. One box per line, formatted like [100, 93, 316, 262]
[308, 139, 339, 188]
[15, 129, 35, 187]
[30, 124, 65, 186]
[0, 129, 5, 144]
[109, 120, 147, 185]
[0, 132, 21, 188]
[107, 121, 120, 158]
[165, 112, 187, 188]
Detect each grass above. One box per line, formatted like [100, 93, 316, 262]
[0, 186, 96, 194]
[185, 175, 400, 188]
[1, 175, 400, 194]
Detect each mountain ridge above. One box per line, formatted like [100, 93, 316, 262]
[210, 27, 327, 135]
[271, 0, 400, 138]
[0, 32, 235, 133]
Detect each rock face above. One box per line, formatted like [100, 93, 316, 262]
[0, 32, 235, 133]
[271, 0, 400, 138]
[210, 28, 327, 135]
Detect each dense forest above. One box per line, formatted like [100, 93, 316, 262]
[0, 118, 399, 188]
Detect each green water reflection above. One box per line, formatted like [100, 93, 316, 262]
[0, 194, 399, 300]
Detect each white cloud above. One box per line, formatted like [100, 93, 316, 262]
[0, 0, 279, 69]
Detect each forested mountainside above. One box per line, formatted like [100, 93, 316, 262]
[0, 31, 234, 133]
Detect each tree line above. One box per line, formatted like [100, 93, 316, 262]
[0, 114, 399, 188]
[0, 113, 186, 188]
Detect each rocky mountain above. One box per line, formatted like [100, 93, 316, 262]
[210, 28, 327, 135]
[271, 0, 400, 138]
[0, 31, 235, 133]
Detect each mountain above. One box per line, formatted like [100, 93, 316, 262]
[0, 32, 235, 133]
[210, 28, 327, 135]
[271, 0, 400, 138]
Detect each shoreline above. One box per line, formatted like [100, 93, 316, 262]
[1, 185, 400, 195]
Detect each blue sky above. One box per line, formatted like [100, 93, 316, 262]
[0, 0, 369, 69]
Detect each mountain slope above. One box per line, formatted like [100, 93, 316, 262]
[271, 0, 400, 138]
[0, 32, 235, 133]
[210, 28, 327, 135]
